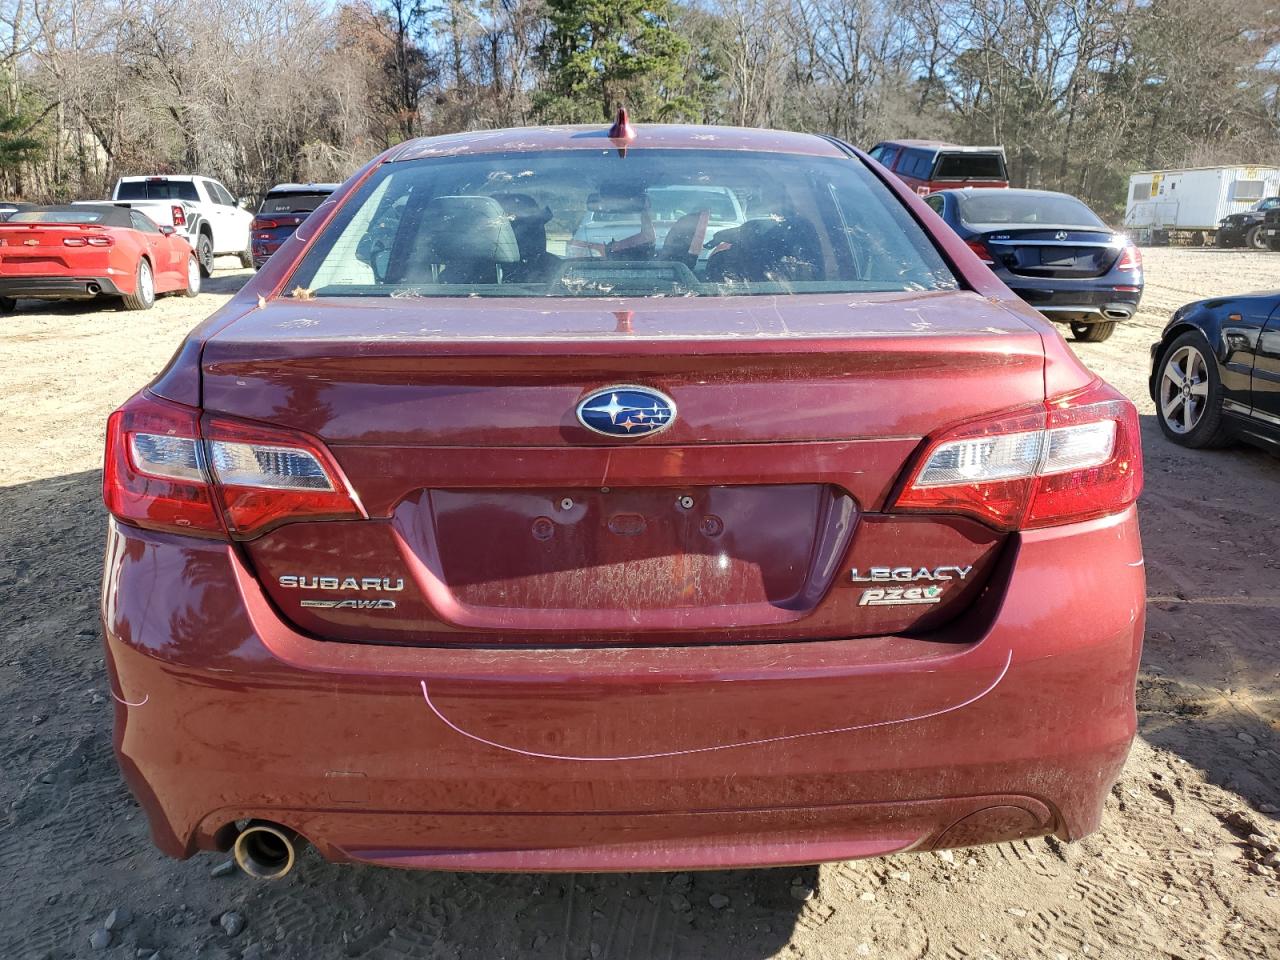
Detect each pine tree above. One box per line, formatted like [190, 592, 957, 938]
[537, 0, 698, 123]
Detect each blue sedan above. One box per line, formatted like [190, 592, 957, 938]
[924, 188, 1143, 343]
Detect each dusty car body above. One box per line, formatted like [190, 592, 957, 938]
[101, 123, 1144, 876]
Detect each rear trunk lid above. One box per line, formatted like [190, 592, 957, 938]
[979, 226, 1121, 278]
[204, 290, 1044, 647]
[0, 223, 112, 275]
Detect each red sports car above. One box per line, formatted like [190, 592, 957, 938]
[101, 120, 1144, 880]
[0, 204, 199, 311]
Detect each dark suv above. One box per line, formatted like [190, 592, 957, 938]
[1217, 197, 1280, 249]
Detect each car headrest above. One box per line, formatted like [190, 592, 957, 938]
[425, 196, 520, 263]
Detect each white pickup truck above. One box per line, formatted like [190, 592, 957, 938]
[109, 176, 255, 275]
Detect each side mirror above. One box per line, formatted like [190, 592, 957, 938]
[159, 225, 176, 236]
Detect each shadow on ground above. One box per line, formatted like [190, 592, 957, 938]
[1133, 414, 1280, 815]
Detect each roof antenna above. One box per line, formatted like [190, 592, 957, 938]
[608, 106, 636, 142]
[608, 106, 636, 156]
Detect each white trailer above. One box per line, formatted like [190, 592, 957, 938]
[1124, 165, 1280, 244]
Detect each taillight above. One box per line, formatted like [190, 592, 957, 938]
[1115, 243, 1141, 272]
[104, 393, 223, 537]
[893, 381, 1142, 531]
[965, 238, 996, 264]
[171, 205, 186, 227]
[251, 218, 279, 230]
[202, 416, 365, 536]
[104, 392, 364, 540]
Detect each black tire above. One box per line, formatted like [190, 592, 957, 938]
[1247, 225, 1266, 250]
[121, 258, 155, 311]
[0, 296, 15, 313]
[1155, 331, 1232, 448]
[1190, 231, 1205, 246]
[197, 231, 214, 277]
[1070, 321, 1116, 343]
[183, 253, 201, 297]
[238, 239, 253, 269]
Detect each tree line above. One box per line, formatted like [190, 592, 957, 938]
[1, 0, 1278, 217]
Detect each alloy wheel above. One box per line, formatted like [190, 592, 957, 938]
[1159, 344, 1210, 434]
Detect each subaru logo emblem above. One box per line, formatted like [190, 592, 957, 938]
[576, 385, 676, 438]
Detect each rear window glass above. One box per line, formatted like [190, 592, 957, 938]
[116, 180, 199, 202]
[11, 210, 110, 223]
[933, 154, 1006, 181]
[958, 192, 1106, 228]
[290, 148, 958, 299]
[261, 192, 331, 214]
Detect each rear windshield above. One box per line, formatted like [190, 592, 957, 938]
[290, 149, 958, 298]
[116, 180, 199, 202]
[933, 153, 1006, 181]
[958, 192, 1106, 228]
[261, 192, 331, 214]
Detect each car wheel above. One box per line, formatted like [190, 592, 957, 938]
[197, 233, 214, 278]
[121, 258, 156, 311]
[184, 254, 201, 297]
[1190, 231, 1205, 246]
[1070, 321, 1116, 343]
[238, 240, 253, 269]
[1247, 225, 1266, 250]
[1156, 332, 1231, 448]
[0, 296, 15, 313]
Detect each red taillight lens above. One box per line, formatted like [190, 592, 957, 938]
[202, 416, 365, 537]
[171, 205, 186, 227]
[104, 392, 365, 540]
[104, 393, 223, 537]
[893, 381, 1142, 531]
[251, 218, 278, 230]
[1115, 243, 1141, 272]
[965, 238, 995, 264]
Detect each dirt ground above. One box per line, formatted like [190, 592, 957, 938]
[1, 249, 1277, 960]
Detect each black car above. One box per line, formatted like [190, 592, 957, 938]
[925, 188, 1142, 342]
[1215, 197, 1280, 249]
[1149, 293, 1280, 452]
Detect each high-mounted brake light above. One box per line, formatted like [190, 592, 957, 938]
[894, 381, 1141, 531]
[104, 392, 364, 540]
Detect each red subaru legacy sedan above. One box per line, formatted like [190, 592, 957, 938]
[101, 123, 1144, 879]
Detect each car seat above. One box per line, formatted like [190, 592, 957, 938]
[403, 195, 521, 284]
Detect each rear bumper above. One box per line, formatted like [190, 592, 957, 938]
[1004, 279, 1142, 324]
[102, 507, 1144, 872]
[0, 275, 123, 299]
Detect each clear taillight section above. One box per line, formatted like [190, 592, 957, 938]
[104, 392, 364, 540]
[894, 381, 1142, 531]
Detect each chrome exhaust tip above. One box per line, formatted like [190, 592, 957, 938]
[87, 283, 101, 295]
[1101, 307, 1132, 321]
[233, 821, 298, 880]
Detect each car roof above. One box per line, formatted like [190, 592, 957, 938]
[931, 187, 1084, 201]
[118, 175, 201, 182]
[390, 124, 846, 162]
[266, 183, 341, 193]
[874, 140, 1005, 153]
[18, 204, 136, 228]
